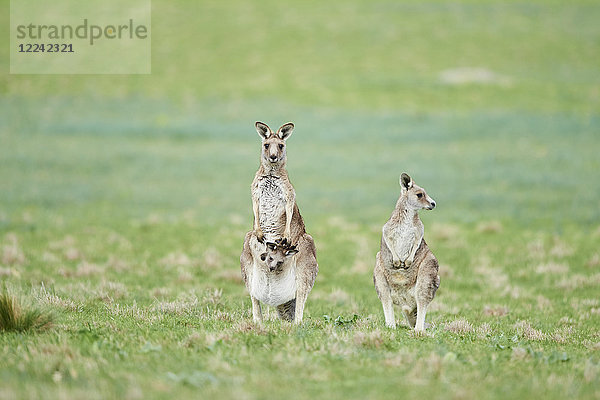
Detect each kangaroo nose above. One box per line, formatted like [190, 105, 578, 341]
[431, 201, 436, 208]
[270, 155, 277, 161]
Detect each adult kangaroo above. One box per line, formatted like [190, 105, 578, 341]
[240, 122, 318, 324]
[373, 173, 440, 331]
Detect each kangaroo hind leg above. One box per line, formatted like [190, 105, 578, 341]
[276, 298, 296, 322]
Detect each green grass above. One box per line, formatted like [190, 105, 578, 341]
[1, 0, 599, 399]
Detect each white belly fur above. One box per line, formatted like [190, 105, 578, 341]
[249, 259, 297, 307]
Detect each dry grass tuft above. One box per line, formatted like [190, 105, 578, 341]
[182, 332, 203, 348]
[476, 323, 493, 338]
[584, 360, 598, 383]
[430, 223, 460, 241]
[556, 273, 600, 290]
[347, 234, 371, 274]
[407, 328, 434, 339]
[514, 321, 546, 341]
[327, 288, 351, 305]
[49, 235, 75, 250]
[234, 320, 268, 335]
[228, 213, 244, 226]
[107, 232, 132, 250]
[159, 252, 198, 268]
[527, 238, 546, 259]
[382, 349, 417, 367]
[0, 267, 16, 277]
[41, 251, 60, 264]
[535, 262, 569, 274]
[106, 256, 130, 271]
[177, 270, 194, 283]
[511, 347, 529, 361]
[353, 330, 385, 348]
[483, 305, 509, 317]
[501, 285, 527, 299]
[2, 233, 26, 266]
[586, 254, 600, 268]
[327, 216, 359, 232]
[35, 284, 81, 311]
[216, 269, 243, 283]
[537, 295, 553, 310]
[110, 303, 162, 323]
[438, 264, 454, 279]
[476, 221, 503, 234]
[212, 310, 235, 323]
[203, 288, 223, 305]
[430, 223, 465, 248]
[445, 318, 473, 335]
[154, 297, 199, 316]
[0, 291, 53, 332]
[63, 247, 82, 261]
[474, 257, 509, 290]
[570, 298, 599, 311]
[584, 341, 600, 351]
[428, 299, 460, 315]
[151, 287, 171, 298]
[407, 352, 444, 381]
[96, 281, 128, 300]
[76, 261, 103, 277]
[550, 237, 574, 258]
[181, 332, 233, 349]
[558, 316, 576, 326]
[551, 326, 573, 344]
[203, 247, 222, 269]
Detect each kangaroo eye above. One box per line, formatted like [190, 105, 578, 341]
[264, 143, 269, 149]
[416, 193, 423, 198]
[279, 144, 284, 150]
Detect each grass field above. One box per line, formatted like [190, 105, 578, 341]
[1, 0, 599, 399]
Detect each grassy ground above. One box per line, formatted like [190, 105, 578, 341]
[1, 0, 599, 399]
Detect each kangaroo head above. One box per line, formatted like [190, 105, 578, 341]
[259, 238, 298, 272]
[400, 173, 436, 211]
[255, 122, 294, 168]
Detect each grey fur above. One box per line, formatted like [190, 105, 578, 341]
[373, 173, 440, 331]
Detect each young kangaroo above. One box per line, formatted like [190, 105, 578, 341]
[240, 122, 318, 324]
[373, 173, 440, 331]
[241, 237, 299, 321]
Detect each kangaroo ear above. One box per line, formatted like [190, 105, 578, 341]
[285, 249, 299, 257]
[260, 253, 267, 261]
[255, 122, 272, 139]
[266, 242, 277, 251]
[277, 122, 294, 140]
[400, 173, 413, 190]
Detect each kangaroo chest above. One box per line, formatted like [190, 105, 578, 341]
[387, 219, 423, 261]
[256, 175, 287, 240]
[249, 260, 297, 307]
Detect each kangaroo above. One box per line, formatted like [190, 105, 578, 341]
[241, 237, 299, 321]
[373, 173, 440, 331]
[240, 122, 318, 324]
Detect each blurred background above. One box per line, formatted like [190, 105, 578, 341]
[2, 0, 598, 232]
